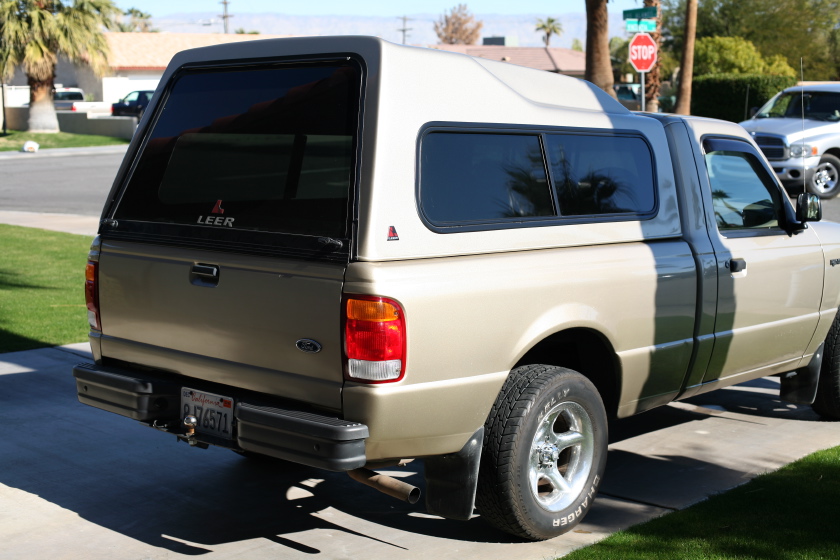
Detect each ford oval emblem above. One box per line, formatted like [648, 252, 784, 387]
[296, 339, 322, 353]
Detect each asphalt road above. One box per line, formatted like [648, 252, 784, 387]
[0, 151, 124, 216]
[2, 149, 840, 222]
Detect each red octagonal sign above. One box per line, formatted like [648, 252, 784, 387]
[629, 33, 657, 73]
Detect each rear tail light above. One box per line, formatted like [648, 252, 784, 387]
[85, 237, 102, 331]
[343, 295, 406, 383]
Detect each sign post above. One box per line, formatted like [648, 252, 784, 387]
[628, 33, 657, 112]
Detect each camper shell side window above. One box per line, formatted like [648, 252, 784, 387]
[418, 125, 657, 232]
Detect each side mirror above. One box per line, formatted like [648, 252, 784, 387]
[749, 107, 759, 118]
[796, 193, 822, 222]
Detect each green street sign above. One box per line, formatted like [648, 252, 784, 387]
[623, 7, 657, 20]
[626, 19, 656, 32]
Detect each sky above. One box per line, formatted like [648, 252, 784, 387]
[114, 0, 646, 18]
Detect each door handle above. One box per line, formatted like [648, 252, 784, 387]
[190, 263, 220, 286]
[727, 258, 747, 273]
[191, 264, 219, 278]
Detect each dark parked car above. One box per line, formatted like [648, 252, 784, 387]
[111, 90, 154, 119]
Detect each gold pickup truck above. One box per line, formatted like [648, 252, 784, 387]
[74, 36, 840, 541]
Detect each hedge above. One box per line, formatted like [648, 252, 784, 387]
[690, 74, 798, 122]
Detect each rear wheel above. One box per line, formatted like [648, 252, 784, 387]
[476, 365, 608, 540]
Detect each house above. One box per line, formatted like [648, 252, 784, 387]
[4, 33, 585, 105]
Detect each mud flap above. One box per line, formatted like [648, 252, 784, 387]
[780, 342, 823, 405]
[423, 427, 483, 521]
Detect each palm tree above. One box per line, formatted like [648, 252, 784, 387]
[642, 0, 661, 112]
[674, 0, 698, 114]
[0, 0, 118, 133]
[584, 0, 616, 98]
[535, 17, 562, 47]
[116, 7, 157, 33]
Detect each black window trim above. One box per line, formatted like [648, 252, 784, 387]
[416, 122, 660, 234]
[701, 135, 795, 239]
[100, 53, 368, 263]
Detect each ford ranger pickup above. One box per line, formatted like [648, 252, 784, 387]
[74, 36, 840, 541]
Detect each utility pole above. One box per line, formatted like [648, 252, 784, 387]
[1, 54, 7, 136]
[397, 15, 413, 44]
[220, 0, 233, 34]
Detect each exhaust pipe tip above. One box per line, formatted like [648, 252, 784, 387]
[405, 486, 421, 505]
[347, 467, 421, 504]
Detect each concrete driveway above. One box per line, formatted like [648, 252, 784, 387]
[1, 343, 838, 560]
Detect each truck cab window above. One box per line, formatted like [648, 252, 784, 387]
[704, 141, 784, 232]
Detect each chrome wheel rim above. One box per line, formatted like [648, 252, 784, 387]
[813, 161, 839, 194]
[528, 401, 595, 512]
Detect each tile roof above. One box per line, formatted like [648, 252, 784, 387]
[104, 33, 586, 76]
[106, 32, 292, 70]
[429, 45, 585, 75]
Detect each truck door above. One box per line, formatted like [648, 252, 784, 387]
[700, 137, 824, 384]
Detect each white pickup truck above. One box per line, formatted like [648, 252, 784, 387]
[74, 36, 840, 541]
[741, 83, 840, 199]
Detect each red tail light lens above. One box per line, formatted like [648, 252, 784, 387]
[344, 295, 406, 383]
[85, 260, 101, 331]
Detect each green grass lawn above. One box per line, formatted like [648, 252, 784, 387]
[0, 224, 91, 352]
[564, 445, 840, 560]
[0, 129, 129, 152]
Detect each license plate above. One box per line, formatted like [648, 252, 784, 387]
[181, 388, 234, 440]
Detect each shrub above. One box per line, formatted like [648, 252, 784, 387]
[691, 74, 798, 122]
[694, 37, 796, 78]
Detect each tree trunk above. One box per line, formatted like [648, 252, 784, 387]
[585, 0, 616, 98]
[674, 0, 698, 114]
[27, 76, 59, 133]
[643, 0, 661, 112]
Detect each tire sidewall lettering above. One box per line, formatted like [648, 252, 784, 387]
[516, 377, 607, 536]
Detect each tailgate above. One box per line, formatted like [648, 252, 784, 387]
[98, 241, 346, 410]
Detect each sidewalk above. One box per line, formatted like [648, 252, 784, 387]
[1, 342, 839, 559]
[0, 144, 128, 161]
[0, 210, 100, 237]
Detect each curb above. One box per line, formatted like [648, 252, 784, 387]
[0, 144, 129, 160]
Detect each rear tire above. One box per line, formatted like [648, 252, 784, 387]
[813, 311, 840, 419]
[476, 365, 608, 540]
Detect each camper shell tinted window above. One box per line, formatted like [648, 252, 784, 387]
[109, 60, 361, 255]
[420, 132, 553, 224]
[419, 128, 656, 230]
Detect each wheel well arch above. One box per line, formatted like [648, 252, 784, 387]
[513, 328, 621, 419]
[823, 147, 840, 160]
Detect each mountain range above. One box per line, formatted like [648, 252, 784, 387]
[152, 11, 628, 48]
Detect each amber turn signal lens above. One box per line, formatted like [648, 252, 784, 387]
[346, 299, 399, 322]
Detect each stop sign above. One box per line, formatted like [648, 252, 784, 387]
[629, 33, 657, 73]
